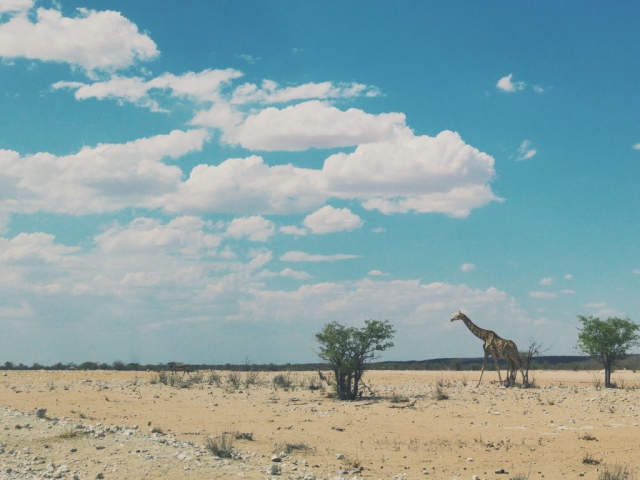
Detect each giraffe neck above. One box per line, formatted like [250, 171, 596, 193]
[459, 314, 492, 342]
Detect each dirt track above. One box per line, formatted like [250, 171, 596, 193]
[1, 369, 639, 479]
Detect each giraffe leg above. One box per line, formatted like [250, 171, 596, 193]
[491, 352, 503, 385]
[476, 352, 489, 387]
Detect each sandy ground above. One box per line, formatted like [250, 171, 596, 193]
[1, 369, 640, 480]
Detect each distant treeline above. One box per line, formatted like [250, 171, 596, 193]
[3, 355, 640, 372]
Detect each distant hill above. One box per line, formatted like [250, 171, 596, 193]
[3, 354, 639, 372]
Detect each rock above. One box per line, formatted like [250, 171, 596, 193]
[271, 455, 282, 462]
[95, 474, 104, 479]
[336, 453, 345, 460]
[495, 468, 507, 474]
[268, 464, 282, 475]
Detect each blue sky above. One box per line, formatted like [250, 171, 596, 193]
[1, 1, 639, 365]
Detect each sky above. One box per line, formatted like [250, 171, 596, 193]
[0, 1, 639, 366]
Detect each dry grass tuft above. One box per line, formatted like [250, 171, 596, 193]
[205, 433, 235, 458]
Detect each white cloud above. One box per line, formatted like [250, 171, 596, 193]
[53, 68, 243, 110]
[539, 277, 553, 285]
[460, 263, 476, 272]
[1, 125, 500, 220]
[280, 251, 359, 262]
[367, 270, 389, 276]
[633, 269, 640, 274]
[0, 129, 209, 215]
[633, 143, 640, 150]
[231, 80, 378, 105]
[221, 100, 405, 151]
[496, 74, 526, 92]
[280, 267, 312, 280]
[560, 289, 575, 294]
[324, 128, 501, 217]
[0, 0, 32, 13]
[585, 302, 606, 308]
[226, 216, 275, 242]
[594, 308, 625, 318]
[95, 216, 220, 255]
[528, 291, 557, 299]
[564, 274, 573, 280]
[249, 279, 524, 331]
[0, 7, 158, 71]
[372, 227, 386, 233]
[279, 225, 308, 236]
[160, 156, 326, 215]
[236, 53, 259, 64]
[303, 206, 363, 234]
[516, 140, 537, 161]
[0, 232, 78, 264]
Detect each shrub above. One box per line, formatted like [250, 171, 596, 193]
[272, 373, 294, 390]
[206, 372, 221, 386]
[243, 371, 261, 387]
[227, 373, 241, 389]
[205, 433, 235, 458]
[583, 452, 601, 465]
[598, 463, 636, 480]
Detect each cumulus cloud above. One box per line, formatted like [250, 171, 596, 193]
[280, 267, 312, 280]
[633, 269, 640, 274]
[0, 7, 158, 71]
[0, 129, 209, 215]
[160, 156, 326, 215]
[280, 251, 359, 262]
[0, 0, 32, 13]
[303, 206, 363, 234]
[367, 270, 389, 276]
[279, 225, 308, 236]
[561, 289, 575, 294]
[496, 74, 526, 92]
[539, 277, 553, 285]
[460, 263, 476, 272]
[324, 128, 501, 217]
[516, 140, 537, 161]
[633, 144, 640, 150]
[0, 232, 78, 264]
[226, 216, 275, 242]
[529, 291, 557, 299]
[221, 100, 405, 151]
[1, 124, 500, 220]
[249, 279, 523, 331]
[564, 274, 573, 280]
[95, 216, 220, 255]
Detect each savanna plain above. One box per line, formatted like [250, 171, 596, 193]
[1, 369, 640, 480]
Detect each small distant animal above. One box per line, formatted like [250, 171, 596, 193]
[167, 362, 191, 375]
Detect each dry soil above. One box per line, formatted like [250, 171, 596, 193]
[1, 369, 640, 480]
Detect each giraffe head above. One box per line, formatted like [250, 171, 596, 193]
[450, 310, 466, 322]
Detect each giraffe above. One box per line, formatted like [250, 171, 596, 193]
[450, 311, 526, 387]
[167, 362, 191, 376]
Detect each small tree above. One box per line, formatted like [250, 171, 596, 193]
[315, 319, 395, 400]
[518, 338, 550, 387]
[576, 315, 640, 388]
